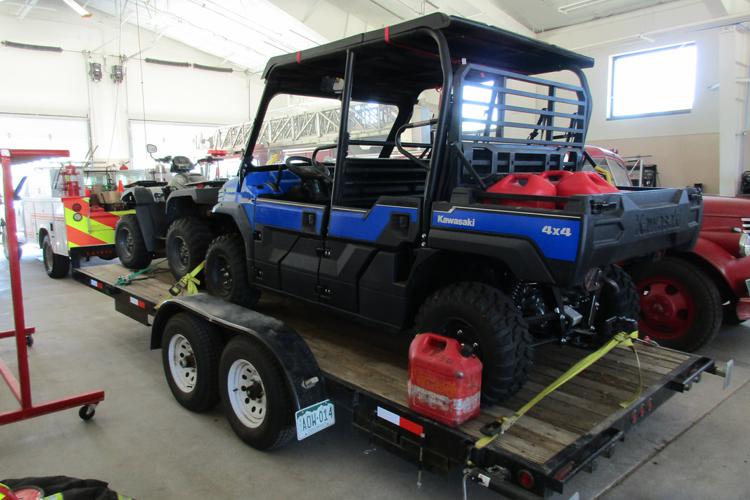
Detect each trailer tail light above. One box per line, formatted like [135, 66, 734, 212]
[129, 296, 146, 309]
[518, 469, 535, 490]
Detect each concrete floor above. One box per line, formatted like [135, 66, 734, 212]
[1, 250, 749, 500]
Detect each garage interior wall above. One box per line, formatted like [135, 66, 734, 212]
[539, 0, 749, 195]
[0, 9, 254, 165]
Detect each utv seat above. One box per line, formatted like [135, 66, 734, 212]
[339, 158, 427, 209]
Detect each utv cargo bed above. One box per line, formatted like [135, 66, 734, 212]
[73, 262, 723, 499]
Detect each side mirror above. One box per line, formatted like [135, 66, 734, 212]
[146, 144, 158, 154]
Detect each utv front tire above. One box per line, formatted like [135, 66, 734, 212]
[205, 234, 260, 307]
[115, 214, 152, 269]
[166, 217, 213, 279]
[415, 282, 533, 404]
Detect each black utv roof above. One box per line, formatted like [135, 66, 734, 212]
[262, 13, 594, 104]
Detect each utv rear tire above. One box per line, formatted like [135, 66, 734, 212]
[205, 234, 260, 307]
[42, 234, 69, 279]
[166, 217, 213, 279]
[629, 257, 722, 352]
[115, 214, 152, 269]
[415, 282, 533, 404]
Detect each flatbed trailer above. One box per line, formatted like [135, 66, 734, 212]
[72, 262, 728, 499]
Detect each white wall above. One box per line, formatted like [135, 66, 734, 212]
[538, 0, 744, 193]
[0, 8, 255, 164]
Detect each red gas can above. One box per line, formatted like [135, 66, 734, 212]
[540, 169, 573, 185]
[486, 173, 556, 209]
[407, 333, 482, 427]
[556, 171, 619, 197]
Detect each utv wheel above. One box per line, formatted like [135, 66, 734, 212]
[42, 234, 69, 279]
[219, 336, 295, 450]
[415, 282, 533, 404]
[162, 312, 223, 412]
[166, 217, 213, 279]
[596, 265, 640, 330]
[629, 257, 722, 352]
[115, 214, 152, 269]
[205, 234, 261, 307]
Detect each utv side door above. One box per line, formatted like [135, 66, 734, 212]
[321, 156, 425, 323]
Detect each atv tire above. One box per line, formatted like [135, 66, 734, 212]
[115, 214, 152, 270]
[205, 234, 261, 308]
[415, 282, 533, 404]
[166, 217, 213, 280]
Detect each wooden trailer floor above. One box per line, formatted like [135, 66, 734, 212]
[76, 262, 693, 468]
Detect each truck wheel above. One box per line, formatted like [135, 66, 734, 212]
[205, 234, 261, 307]
[596, 265, 640, 329]
[1, 227, 22, 261]
[415, 282, 533, 404]
[42, 234, 69, 279]
[629, 257, 722, 351]
[115, 214, 152, 269]
[162, 312, 223, 412]
[219, 336, 295, 450]
[166, 217, 213, 279]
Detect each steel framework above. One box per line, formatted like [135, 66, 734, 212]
[209, 103, 400, 153]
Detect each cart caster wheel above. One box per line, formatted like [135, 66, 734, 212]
[79, 404, 96, 421]
[25, 335, 34, 347]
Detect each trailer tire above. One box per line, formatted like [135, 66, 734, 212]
[166, 217, 212, 280]
[161, 312, 223, 412]
[415, 282, 533, 404]
[629, 257, 722, 351]
[205, 234, 261, 307]
[219, 336, 295, 450]
[42, 234, 69, 279]
[596, 264, 640, 329]
[115, 214, 152, 270]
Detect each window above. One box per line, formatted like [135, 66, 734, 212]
[609, 43, 697, 119]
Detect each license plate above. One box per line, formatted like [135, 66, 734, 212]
[295, 399, 335, 441]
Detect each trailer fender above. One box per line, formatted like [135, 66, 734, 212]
[151, 294, 326, 411]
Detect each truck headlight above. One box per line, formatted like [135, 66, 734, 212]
[740, 233, 750, 257]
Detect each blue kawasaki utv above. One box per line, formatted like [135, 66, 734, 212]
[202, 14, 702, 403]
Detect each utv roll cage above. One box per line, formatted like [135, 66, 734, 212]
[239, 13, 594, 226]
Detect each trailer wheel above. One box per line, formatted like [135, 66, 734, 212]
[42, 234, 69, 279]
[219, 336, 295, 450]
[161, 312, 223, 412]
[595, 265, 640, 329]
[115, 214, 152, 270]
[205, 234, 261, 307]
[415, 282, 533, 404]
[166, 217, 213, 280]
[629, 257, 722, 351]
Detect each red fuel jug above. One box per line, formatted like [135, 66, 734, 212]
[408, 333, 482, 427]
[486, 173, 556, 209]
[540, 169, 573, 185]
[556, 171, 619, 197]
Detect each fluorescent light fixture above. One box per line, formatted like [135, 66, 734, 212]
[60, 0, 92, 18]
[558, 0, 612, 14]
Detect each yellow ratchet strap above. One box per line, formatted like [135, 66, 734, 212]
[475, 331, 641, 450]
[157, 260, 205, 308]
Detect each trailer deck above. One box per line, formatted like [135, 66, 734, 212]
[73, 262, 719, 498]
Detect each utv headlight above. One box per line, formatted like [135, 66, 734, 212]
[740, 233, 750, 257]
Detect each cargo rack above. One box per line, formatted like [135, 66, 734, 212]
[73, 262, 726, 499]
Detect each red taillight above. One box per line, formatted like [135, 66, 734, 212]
[518, 469, 535, 490]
